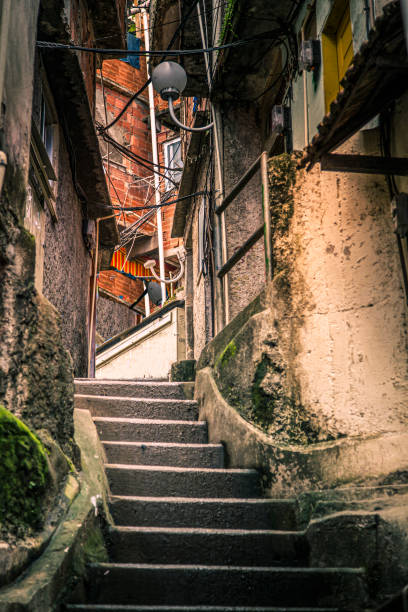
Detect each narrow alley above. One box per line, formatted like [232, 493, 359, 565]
[1, 0, 408, 610]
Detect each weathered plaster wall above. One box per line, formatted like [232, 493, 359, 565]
[222, 103, 265, 322]
[270, 148, 408, 440]
[96, 294, 137, 342]
[42, 126, 92, 378]
[0, 0, 76, 457]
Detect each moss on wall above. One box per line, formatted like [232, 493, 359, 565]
[0, 405, 50, 537]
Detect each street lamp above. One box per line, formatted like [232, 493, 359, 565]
[152, 61, 214, 133]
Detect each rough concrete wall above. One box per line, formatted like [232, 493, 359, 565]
[96, 295, 137, 342]
[42, 126, 92, 378]
[271, 141, 408, 440]
[0, 0, 76, 457]
[222, 103, 266, 321]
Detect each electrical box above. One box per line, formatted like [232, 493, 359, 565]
[271, 105, 291, 134]
[391, 193, 408, 237]
[299, 40, 321, 72]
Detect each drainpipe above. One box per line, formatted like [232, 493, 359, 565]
[142, 8, 167, 307]
[197, 0, 229, 328]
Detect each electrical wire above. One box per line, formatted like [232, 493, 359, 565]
[36, 33, 283, 57]
[97, 0, 201, 133]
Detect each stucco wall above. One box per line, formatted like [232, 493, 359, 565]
[42, 126, 92, 378]
[96, 294, 137, 342]
[270, 146, 408, 440]
[96, 306, 185, 380]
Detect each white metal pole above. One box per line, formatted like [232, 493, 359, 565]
[142, 9, 167, 306]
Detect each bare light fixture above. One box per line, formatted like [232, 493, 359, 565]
[0, 151, 7, 197]
[152, 61, 213, 133]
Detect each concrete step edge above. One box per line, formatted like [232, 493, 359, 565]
[109, 495, 293, 503]
[110, 526, 303, 536]
[106, 465, 259, 475]
[93, 417, 206, 425]
[66, 606, 343, 611]
[102, 442, 222, 449]
[90, 562, 365, 575]
[66, 605, 344, 611]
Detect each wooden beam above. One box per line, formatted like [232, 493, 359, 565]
[321, 154, 408, 176]
[215, 154, 262, 215]
[217, 224, 264, 279]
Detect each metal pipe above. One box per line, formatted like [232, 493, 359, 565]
[196, 0, 229, 327]
[142, 8, 167, 306]
[168, 97, 214, 132]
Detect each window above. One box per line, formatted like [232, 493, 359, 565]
[322, 1, 354, 112]
[163, 138, 183, 191]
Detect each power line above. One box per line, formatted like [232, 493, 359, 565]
[36, 33, 283, 57]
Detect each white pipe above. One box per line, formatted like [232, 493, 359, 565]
[197, 1, 229, 326]
[145, 249, 185, 284]
[142, 9, 167, 306]
[168, 96, 214, 132]
[144, 286, 151, 317]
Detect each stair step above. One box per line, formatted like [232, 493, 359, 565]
[75, 395, 199, 421]
[65, 605, 345, 611]
[106, 465, 261, 498]
[109, 496, 297, 530]
[103, 442, 224, 468]
[82, 564, 368, 607]
[94, 418, 208, 444]
[108, 526, 308, 566]
[74, 380, 193, 400]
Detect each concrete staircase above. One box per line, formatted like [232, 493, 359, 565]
[65, 379, 369, 612]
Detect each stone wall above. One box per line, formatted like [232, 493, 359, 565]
[0, 0, 76, 457]
[222, 103, 265, 322]
[96, 293, 137, 342]
[42, 126, 92, 378]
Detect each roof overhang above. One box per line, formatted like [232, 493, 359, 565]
[86, 0, 126, 51]
[38, 0, 119, 246]
[211, 0, 295, 101]
[149, 0, 212, 97]
[300, 1, 408, 170]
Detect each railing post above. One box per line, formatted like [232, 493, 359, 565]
[261, 151, 273, 281]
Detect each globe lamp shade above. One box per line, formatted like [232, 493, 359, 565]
[152, 61, 187, 101]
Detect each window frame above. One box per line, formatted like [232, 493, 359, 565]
[163, 137, 183, 192]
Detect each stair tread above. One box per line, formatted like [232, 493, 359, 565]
[75, 394, 197, 403]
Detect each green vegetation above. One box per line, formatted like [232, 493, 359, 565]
[0, 405, 50, 536]
[219, 0, 238, 42]
[215, 340, 237, 371]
